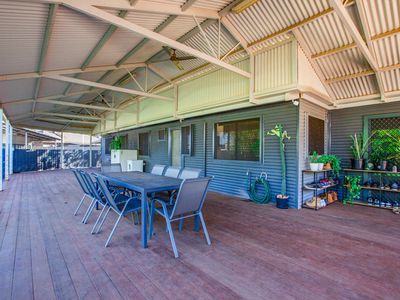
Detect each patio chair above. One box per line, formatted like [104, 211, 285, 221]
[79, 171, 108, 226]
[101, 163, 122, 173]
[164, 166, 181, 178]
[149, 177, 212, 258]
[151, 164, 166, 175]
[95, 174, 142, 247]
[72, 169, 93, 217]
[178, 168, 201, 179]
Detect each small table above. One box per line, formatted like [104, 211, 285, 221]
[101, 171, 182, 248]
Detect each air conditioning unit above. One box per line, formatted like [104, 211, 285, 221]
[111, 149, 138, 171]
[127, 160, 144, 172]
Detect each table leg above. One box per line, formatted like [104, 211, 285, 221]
[141, 190, 148, 248]
[194, 214, 200, 232]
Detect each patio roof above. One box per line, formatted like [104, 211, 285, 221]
[0, 0, 399, 133]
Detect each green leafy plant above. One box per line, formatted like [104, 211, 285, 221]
[310, 151, 320, 163]
[109, 136, 122, 150]
[344, 175, 361, 205]
[370, 130, 400, 166]
[319, 154, 341, 177]
[350, 133, 373, 160]
[267, 124, 291, 197]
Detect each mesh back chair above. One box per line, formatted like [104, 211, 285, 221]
[149, 177, 212, 258]
[101, 163, 122, 173]
[178, 168, 201, 179]
[95, 175, 142, 247]
[151, 164, 166, 175]
[164, 166, 181, 178]
[72, 169, 93, 217]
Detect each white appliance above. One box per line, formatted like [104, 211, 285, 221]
[127, 160, 144, 172]
[111, 149, 138, 171]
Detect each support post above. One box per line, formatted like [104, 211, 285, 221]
[60, 132, 64, 169]
[89, 134, 93, 168]
[9, 126, 13, 175]
[25, 132, 28, 149]
[0, 110, 3, 191]
[5, 120, 9, 180]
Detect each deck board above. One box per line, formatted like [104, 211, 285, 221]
[0, 169, 399, 300]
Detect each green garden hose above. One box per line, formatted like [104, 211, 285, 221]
[248, 173, 272, 204]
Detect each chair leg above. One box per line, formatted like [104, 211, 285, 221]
[105, 213, 123, 247]
[91, 204, 106, 234]
[199, 212, 211, 245]
[96, 206, 111, 234]
[166, 219, 179, 258]
[179, 214, 183, 232]
[149, 203, 155, 239]
[81, 198, 95, 224]
[74, 194, 87, 216]
[135, 211, 140, 224]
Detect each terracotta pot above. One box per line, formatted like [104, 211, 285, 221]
[324, 162, 332, 170]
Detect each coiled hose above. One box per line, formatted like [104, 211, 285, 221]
[248, 172, 272, 204]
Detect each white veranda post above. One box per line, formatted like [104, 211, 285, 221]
[5, 120, 9, 180]
[89, 135, 93, 168]
[9, 126, 13, 175]
[61, 132, 64, 169]
[0, 110, 3, 191]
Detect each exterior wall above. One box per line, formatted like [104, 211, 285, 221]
[330, 102, 400, 168]
[102, 102, 300, 208]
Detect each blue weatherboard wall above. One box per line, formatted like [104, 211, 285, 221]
[102, 102, 299, 207]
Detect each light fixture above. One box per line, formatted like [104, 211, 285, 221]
[292, 99, 299, 106]
[231, 0, 259, 14]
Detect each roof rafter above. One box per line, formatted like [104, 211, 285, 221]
[61, 0, 250, 78]
[329, 0, 385, 99]
[46, 74, 175, 101]
[181, 0, 197, 12]
[35, 117, 98, 125]
[33, 3, 59, 113]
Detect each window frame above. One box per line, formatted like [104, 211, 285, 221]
[213, 116, 262, 162]
[138, 131, 151, 157]
[181, 124, 193, 156]
[158, 128, 167, 142]
[306, 114, 326, 156]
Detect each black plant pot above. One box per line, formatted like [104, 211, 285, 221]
[276, 195, 289, 209]
[380, 160, 388, 171]
[353, 159, 364, 170]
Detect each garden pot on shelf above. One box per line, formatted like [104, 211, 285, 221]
[310, 163, 319, 171]
[276, 195, 289, 209]
[318, 163, 324, 171]
[380, 160, 388, 171]
[353, 159, 364, 170]
[324, 162, 332, 170]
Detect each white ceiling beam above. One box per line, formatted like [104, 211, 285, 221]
[26, 0, 218, 19]
[44, 74, 175, 101]
[61, 1, 250, 78]
[13, 122, 93, 134]
[147, 64, 173, 84]
[37, 112, 102, 121]
[329, 0, 385, 99]
[0, 63, 146, 81]
[35, 99, 123, 111]
[1, 89, 101, 106]
[35, 117, 98, 125]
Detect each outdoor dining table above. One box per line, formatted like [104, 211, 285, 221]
[101, 171, 182, 248]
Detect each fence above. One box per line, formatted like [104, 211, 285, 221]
[12, 148, 101, 173]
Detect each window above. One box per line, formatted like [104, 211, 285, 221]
[139, 132, 150, 156]
[181, 125, 192, 155]
[104, 137, 112, 155]
[158, 129, 166, 141]
[214, 118, 260, 161]
[308, 116, 325, 155]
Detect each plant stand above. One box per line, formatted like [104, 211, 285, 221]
[343, 169, 400, 210]
[302, 170, 339, 210]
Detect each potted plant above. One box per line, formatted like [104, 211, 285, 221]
[309, 151, 320, 171]
[344, 175, 361, 204]
[319, 154, 341, 177]
[370, 131, 397, 170]
[350, 133, 373, 169]
[110, 136, 122, 150]
[267, 124, 291, 209]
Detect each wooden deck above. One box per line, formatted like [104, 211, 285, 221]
[0, 170, 399, 300]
